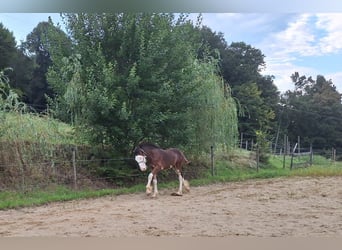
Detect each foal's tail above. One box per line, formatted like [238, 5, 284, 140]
[180, 153, 190, 165]
[170, 148, 191, 166]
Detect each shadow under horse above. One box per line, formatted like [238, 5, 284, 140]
[133, 142, 190, 197]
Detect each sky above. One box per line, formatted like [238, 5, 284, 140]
[1, 13, 342, 93]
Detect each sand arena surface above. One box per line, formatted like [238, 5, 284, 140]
[1, 176, 342, 237]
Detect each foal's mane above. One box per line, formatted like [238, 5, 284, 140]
[138, 142, 161, 149]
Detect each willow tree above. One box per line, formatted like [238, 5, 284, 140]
[185, 58, 238, 153]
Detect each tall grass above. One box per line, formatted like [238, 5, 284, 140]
[0, 111, 78, 190]
[1, 112, 75, 144]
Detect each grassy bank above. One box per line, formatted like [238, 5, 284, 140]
[0, 112, 75, 144]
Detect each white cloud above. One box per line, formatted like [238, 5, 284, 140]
[201, 13, 290, 45]
[262, 14, 318, 60]
[262, 13, 342, 58]
[316, 13, 342, 54]
[256, 13, 342, 93]
[200, 13, 342, 92]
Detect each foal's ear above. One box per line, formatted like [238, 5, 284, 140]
[131, 146, 138, 156]
[134, 147, 141, 156]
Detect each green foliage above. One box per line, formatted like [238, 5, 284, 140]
[186, 58, 238, 152]
[0, 23, 34, 104]
[255, 130, 271, 164]
[20, 18, 72, 110]
[222, 42, 266, 87]
[2, 70, 72, 144]
[0, 69, 27, 113]
[198, 29, 279, 140]
[281, 73, 342, 150]
[47, 13, 238, 155]
[0, 23, 17, 70]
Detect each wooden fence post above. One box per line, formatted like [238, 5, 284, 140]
[256, 144, 260, 172]
[283, 134, 287, 169]
[290, 143, 298, 170]
[332, 147, 336, 162]
[72, 147, 77, 189]
[240, 133, 243, 149]
[210, 145, 215, 176]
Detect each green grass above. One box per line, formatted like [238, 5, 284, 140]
[0, 184, 146, 210]
[190, 151, 342, 187]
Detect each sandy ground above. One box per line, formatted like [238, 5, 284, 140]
[1, 176, 342, 237]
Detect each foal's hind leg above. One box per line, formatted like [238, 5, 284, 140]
[173, 169, 190, 196]
[152, 175, 158, 198]
[175, 169, 185, 196]
[183, 179, 190, 192]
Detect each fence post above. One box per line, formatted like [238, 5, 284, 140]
[310, 144, 313, 166]
[256, 144, 260, 172]
[332, 147, 336, 162]
[290, 143, 298, 170]
[283, 134, 287, 169]
[210, 145, 214, 176]
[72, 147, 77, 189]
[240, 133, 243, 149]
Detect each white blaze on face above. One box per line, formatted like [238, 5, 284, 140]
[135, 155, 147, 171]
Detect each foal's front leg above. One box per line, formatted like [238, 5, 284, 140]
[176, 169, 184, 195]
[146, 168, 159, 197]
[146, 172, 153, 195]
[152, 175, 158, 197]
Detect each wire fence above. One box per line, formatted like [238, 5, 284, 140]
[1, 134, 341, 192]
[0, 142, 211, 192]
[238, 133, 342, 169]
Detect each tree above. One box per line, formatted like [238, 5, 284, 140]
[198, 27, 279, 147]
[234, 82, 275, 134]
[281, 73, 342, 150]
[0, 23, 17, 70]
[0, 23, 35, 102]
[222, 42, 266, 88]
[47, 13, 238, 155]
[198, 26, 227, 60]
[21, 17, 72, 111]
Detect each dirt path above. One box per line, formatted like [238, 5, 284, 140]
[1, 176, 342, 237]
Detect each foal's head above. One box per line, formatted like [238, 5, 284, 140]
[133, 146, 148, 171]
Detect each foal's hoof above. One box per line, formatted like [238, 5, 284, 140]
[184, 180, 190, 192]
[171, 192, 183, 196]
[146, 186, 152, 195]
